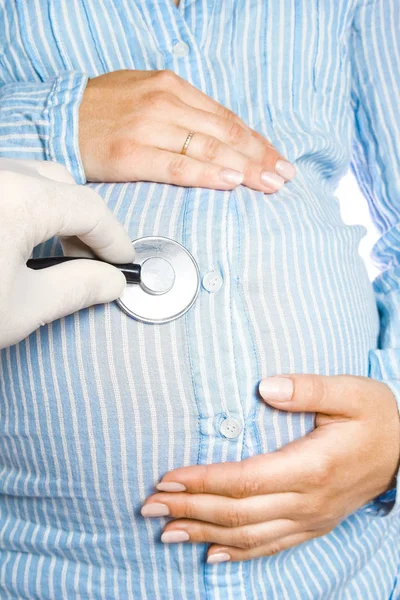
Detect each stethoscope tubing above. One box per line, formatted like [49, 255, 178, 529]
[27, 256, 141, 285]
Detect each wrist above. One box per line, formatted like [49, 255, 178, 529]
[78, 77, 98, 181]
[367, 373, 400, 515]
[47, 71, 89, 184]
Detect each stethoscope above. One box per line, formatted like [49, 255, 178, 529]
[27, 237, 200, 324]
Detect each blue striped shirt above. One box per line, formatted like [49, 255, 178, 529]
[0, 1, 400, 598]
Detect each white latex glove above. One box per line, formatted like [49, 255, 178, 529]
[0, 158, 134, 349]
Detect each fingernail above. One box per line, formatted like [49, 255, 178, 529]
[141, 503, 170, 517]
[259, 377, 293, 402]
[156, 482, 186, 492]
[221, 168, 244, 186]
[275, 159, 296, 180]
[207, 553, 231, 564]
[161, 530, 190, 543]
[261, 172, 285, 190]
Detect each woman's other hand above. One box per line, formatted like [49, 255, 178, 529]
[141, 374, 400, 563]
[79, 69, 296, 191]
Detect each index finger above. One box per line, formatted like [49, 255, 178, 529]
[173, 75, 259, 133]
[157, 447, 310, 498]
[25, 176, 134, 264]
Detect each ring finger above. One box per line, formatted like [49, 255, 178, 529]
[160, 518, 299, 550]
[143, 124, 285, 193]
[176, 127, 286, 193]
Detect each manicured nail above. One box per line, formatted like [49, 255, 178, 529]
[261, 172, 285, 190]
[161, 530, 190, 543]
[207, 553, 231, 564]
[221, 168, 244, 186]
[141, 503, 170, 517]
[156, 482, 186, 492]
[259, 377, 293, 402]
[275, 159, 296, 180]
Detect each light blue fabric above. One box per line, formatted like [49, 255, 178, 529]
[0, 1, 400, 598]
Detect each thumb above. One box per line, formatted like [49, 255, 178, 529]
[258, 373, 366, 417]
[24, 259, 126, 325]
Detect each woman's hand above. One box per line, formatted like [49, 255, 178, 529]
[79, 69, 295, 191]
[141, 374, 400, 563]
[0, 158, 133, 349]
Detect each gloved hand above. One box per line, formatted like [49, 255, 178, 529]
[0, 158, 134, 349]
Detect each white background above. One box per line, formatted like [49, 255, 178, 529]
[337, 171, 380, 281]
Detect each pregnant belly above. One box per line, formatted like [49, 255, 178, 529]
[0, 179, 380, 578]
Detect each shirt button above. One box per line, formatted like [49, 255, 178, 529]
[172, 41, 189, 57]
[219, 417, 242, 439]
[202, 271, 223, 293]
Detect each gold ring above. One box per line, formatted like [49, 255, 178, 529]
[180, 130, 196, 155]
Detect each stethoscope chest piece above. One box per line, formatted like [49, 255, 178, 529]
[117, 236, 200, 324]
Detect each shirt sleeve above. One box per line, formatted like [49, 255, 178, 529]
[350, 0, 400, 516]
[0, 72, 88, 183]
